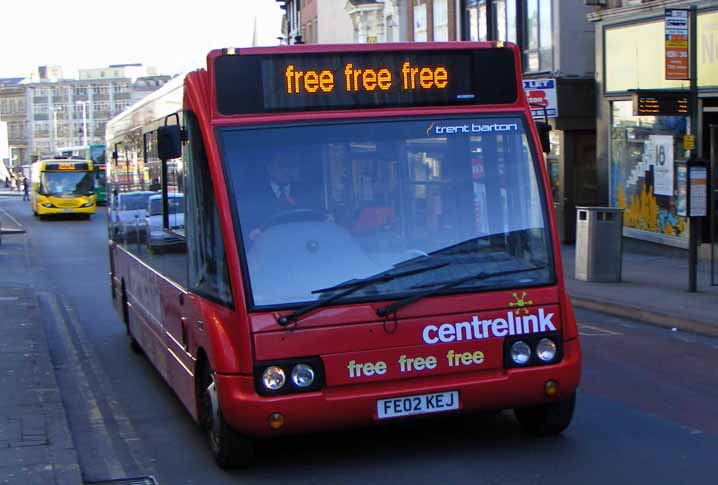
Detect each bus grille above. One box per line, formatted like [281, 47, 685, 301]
[53, 199, 80, 208]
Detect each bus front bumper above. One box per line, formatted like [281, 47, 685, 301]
[216, 339, 580, 438]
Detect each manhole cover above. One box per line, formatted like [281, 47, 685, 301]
[86, 477, 158, 485]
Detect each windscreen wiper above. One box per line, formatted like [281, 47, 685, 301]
[276, 261, 449, 327]
[375, 265, 547, 318]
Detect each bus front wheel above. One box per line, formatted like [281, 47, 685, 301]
[199, 360, 254, 469]
[514, 392, 576, 436]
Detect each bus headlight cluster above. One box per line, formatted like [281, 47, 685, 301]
[255, 358, 323, 396]
[291, 364, 315, 388]
[536, 338, 557, 362]
[510, 341, 532, 365]
[262, 366, 286, 391]
[42, 202, 54, 208]
[504, 334, 561, 368]
[81, 200, 94, 208]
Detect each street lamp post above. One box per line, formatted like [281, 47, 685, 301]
[75, 100, 88, 147]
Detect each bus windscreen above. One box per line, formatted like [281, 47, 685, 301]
[215, 48, 518, 115]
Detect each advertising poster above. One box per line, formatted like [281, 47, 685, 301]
[523, 79, 558, 119]
[665, 9, 689, 80]
[676, 164, 687, 216]
[652, 135, 674, 196]
[689, 166, 707, 217]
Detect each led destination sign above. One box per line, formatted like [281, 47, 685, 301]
[632, 91, 689, 116]
[45, 162, 89, 171]
[215, 49, 518, 115]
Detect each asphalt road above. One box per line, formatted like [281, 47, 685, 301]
[2, 197, 717, 485]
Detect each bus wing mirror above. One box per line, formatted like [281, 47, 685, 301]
[536, 121, 551, 154]
[158, 125, 182, 160]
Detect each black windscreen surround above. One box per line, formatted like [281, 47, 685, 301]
[215, 49, 518, 115]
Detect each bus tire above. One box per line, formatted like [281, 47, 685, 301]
[514, 392, 575, 436]
[199, 360, 254, 469]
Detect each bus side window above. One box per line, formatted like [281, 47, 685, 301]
[184, 111, 233, 306]
[144, 128, 188, 288]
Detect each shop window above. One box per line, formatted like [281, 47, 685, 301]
[611, 100, 688, 244]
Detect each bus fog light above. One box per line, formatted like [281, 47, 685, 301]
[262, 366, 286, 391]
[291, 364, 315, 388]
[268, 412, 285, 430]
[536, 338, 557, 362]
[510, 341, 531, 365]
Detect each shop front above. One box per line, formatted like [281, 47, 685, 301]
[591, 1, 718, 250]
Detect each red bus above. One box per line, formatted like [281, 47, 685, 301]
[106, 42, 581, 468]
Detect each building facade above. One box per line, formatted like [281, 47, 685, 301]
[279, 0, 409, 44]
[0, 78, 28, 167]
[589, 0, 718, 249]
[0, 65, 170, 165]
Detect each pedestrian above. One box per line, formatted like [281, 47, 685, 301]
[22, 176, 29, 201]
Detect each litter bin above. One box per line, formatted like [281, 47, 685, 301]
[575, 207, 624, 282]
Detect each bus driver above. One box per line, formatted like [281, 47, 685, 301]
[245, 154, 328, 241]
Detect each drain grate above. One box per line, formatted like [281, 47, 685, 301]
[86, 477, 158, 485]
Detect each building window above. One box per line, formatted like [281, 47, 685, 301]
[524, 0, 552, 72]
[414, 2, 428, 41]
[466, 0, 488, 41]
[433, 0, 449, 41]
[491, 0, 517, 43]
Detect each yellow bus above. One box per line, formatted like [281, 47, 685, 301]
[30, 158, 97, 218]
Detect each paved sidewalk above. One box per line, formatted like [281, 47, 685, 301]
[0, 211, 82, 484]
[562, 243, 718, 337]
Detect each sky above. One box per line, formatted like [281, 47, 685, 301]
[0, 0, 284, 79]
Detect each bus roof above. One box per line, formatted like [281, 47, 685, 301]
[106, 74, 185, 143]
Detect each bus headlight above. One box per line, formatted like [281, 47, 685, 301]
[510, 341, 531, 365]
[291, 364, 315, 388]
[536, 338, 557, 362]
[42, 202, 54, 208]
[81, 200, 94, 207]
[261, 366, 286, 391]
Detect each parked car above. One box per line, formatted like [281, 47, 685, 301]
[145, 193, 186, 252]
[113, 191, 156, 242]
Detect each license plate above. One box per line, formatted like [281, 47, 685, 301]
[63, 209, 74, 212]
[377, 391, 459, 419]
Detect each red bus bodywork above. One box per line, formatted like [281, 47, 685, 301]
[108, 42, 581, 440]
